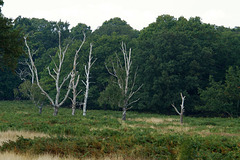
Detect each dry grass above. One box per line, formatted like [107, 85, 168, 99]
[132, 117, 179, 124]
[0, 130, 139, 160]
[90, 126, 119, 131]
[85, 154, 143, 160]
[161, 126, 193, 134]
[0, 152, 78, 160]
[0, 152, 140, 160]
[0, 130, 49, 145]
[126, 117, 186, 131]
[197, 130, 240, 137]
[110, 117, 240, 138]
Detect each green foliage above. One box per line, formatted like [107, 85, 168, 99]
[2, 14, 240, 116]
[225, 66, 240, 101]
[70, 23, 92, 40]
[85, 33, 135, 109]
[16, 80, 46, 103]
[93, 17, 139, 38]
[98, 79, 122, 110]
[14, 17, 70, 72]
[0, 15, 24, 71]
[198, 76, 231, 116]
[198, 67, 240, 117]
[0, 69, 21, 100]
[0, 101, 240, 159]
[134, 14, 240, 115]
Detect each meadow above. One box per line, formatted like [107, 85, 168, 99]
[0, 101, 240, 160]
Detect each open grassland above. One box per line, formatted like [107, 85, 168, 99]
[0, 101, 240, 159]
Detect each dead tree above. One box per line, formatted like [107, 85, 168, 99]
[171, 93, 186, 124]
[16, 51, 44, 114]
[69, 34, 86, 116]
[82, 43, 96, 116]
[106, 42, 143, 121]
[24, 26, 72, 116]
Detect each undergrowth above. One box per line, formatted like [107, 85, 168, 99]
[0, 101, 240, 159]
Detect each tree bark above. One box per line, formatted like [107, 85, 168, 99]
[53, 107, 59, 116]
[122, 107, 127, 121]
[180, 111, 183, 124]
[72, 108, 76, 116]
[70, 34, 85, 116]
[82, 43, 95, 116]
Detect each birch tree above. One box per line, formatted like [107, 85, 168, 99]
[82, 43, 96, 116]
[106, 42, 143, 120]
[24, 26, 72, 116]
[69, 34, 86, 116]
[171, 93, 186, 124]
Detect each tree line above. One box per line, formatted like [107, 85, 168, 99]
[1, 3, 240, 117]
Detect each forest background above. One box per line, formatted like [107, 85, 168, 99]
[1, 0, 240, 117]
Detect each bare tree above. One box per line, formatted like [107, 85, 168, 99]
[16, 50, 44, 114]
[82, 43, 96, 116]
[171, 93, 186, 124]
[24, 26, 72, 116]
[106, 42, 143, 120]
[69, 34, 86, 116]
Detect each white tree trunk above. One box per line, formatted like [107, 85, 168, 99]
[24, 25, 72, 116]
[122, 107, 127, 121]
[171, 93, 186, 124]
[82, 43, 96, 116]
[71, 88, 77, 115]
[70, 34, 85, 115]
[106, 42, 142, 121]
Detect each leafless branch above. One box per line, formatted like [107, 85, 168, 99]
[47, 67, 56, 81]
[106, 42, 143, 120]
[171, 104, 181, 115]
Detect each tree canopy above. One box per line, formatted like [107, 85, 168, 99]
[1, 14, 240, 117]
[0, 1, 24, 71]
[0, 0, 24, 100]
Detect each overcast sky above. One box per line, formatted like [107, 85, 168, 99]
[2, 0, 240, 30]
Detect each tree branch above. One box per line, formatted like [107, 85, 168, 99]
[171, 104, 181, 115]
[47, 67, 56, 81]
[24, 36, 54, 106]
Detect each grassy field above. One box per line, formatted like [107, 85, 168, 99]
[0, 101, 240, 159]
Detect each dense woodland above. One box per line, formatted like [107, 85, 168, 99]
[1, 0, 240, 117]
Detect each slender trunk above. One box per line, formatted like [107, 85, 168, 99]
[72, 104, 76, 115]
[72, 87, 77, 115]
[83, 108, 86, 116]
[180, 113, 183, 124]
[122, 107, 127, 121]
[83, 83, 89, 116]
[172, 93, 185, 124]
[72, 108, 76, 116]
[70, 34, 85, 116]
[82, 44, 94, 116]
[53, 106, 59, 116]
[39, 106, 42, 114]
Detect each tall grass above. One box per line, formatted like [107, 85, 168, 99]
[0, 101, 240, 159]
